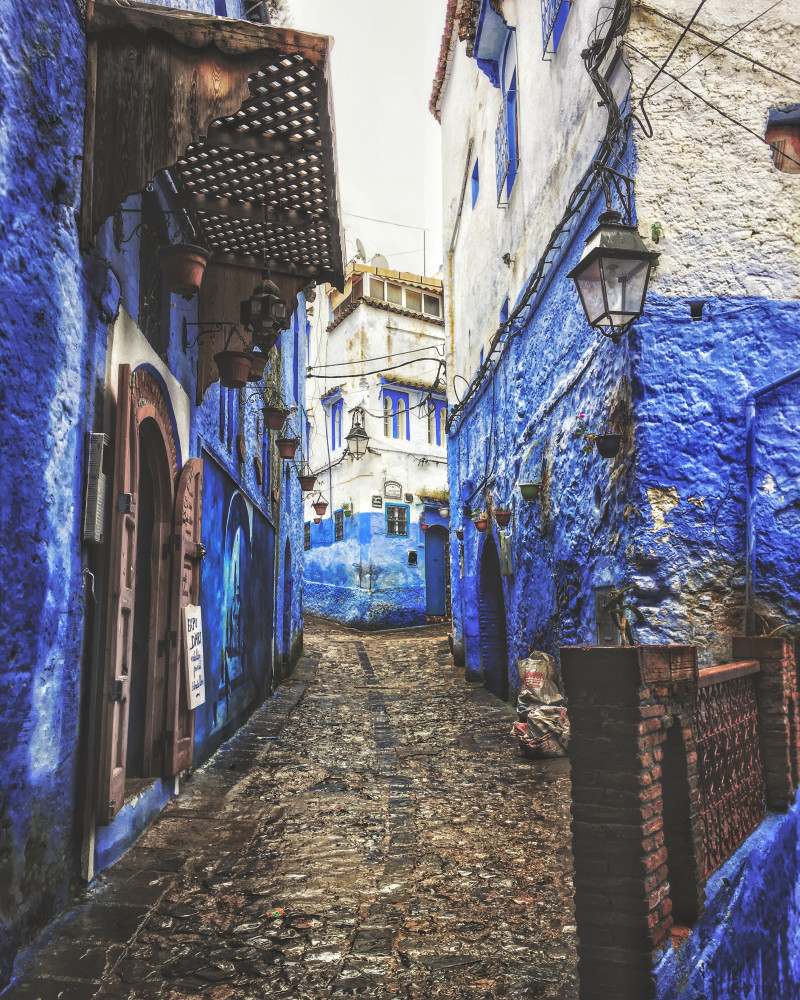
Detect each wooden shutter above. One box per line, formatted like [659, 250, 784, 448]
[165, 458, 204, 775]
[97, 364, 138, 824]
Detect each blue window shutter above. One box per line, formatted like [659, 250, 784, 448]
[471, 159, 480, 208]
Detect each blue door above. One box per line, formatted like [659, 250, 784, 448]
[425, 526, 448, 616]
[478, 535, 509, 701]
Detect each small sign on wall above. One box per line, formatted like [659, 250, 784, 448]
[372, 495, 383, 508]
[384, 480, 402, 499]
[182, 604, 206, 709]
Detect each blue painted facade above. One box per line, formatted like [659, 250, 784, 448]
[0, 0, 317, 987]
[654, 796, 800, 999]
[304, 506, 450, 630]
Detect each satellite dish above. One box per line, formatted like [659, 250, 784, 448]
[371, 254, 389, 269]
[355, 238, 367, 262]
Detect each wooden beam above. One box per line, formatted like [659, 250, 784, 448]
[210, 251, 332, 282]
[202, 126, 322, 160]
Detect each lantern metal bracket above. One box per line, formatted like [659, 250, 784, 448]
[592, 163, 634, 225]
[182, 319, 248, 351]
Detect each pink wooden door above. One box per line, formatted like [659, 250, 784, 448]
[97, 364, 138, 824]
[165, 458, 204, 775]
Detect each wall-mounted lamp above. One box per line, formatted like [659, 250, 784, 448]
[568, 210, 659, 344]
[345, 406, 370, 460]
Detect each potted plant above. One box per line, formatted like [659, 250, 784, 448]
[158, 243, 210, 297]
[276, 436, 300, 460]
[574, 413, 622, 459]
[519, 482, 541, 501]
[297, 466, 317, 492]
[455, 528, 464, 541]
[420, 521, 429, 533]
[313, 516, 321, 525]
[248, 351, 268, 382]
[494, 506, 512, 527]
[215, 350, 254, 390]
[343, 502, 353, 518]
[473, 511, 489, 532]
[312, 496, 328, 516]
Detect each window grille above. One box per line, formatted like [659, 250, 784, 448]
[541, 0, 570, 57]
[304, 522, 311, 550]
[386, 504, 408, 536]
[495, 101, 511, 204]
[334, 510, 344, 541]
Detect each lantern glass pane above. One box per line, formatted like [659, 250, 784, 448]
[573, 257, 607, 327]
[597, 255, 649, 326]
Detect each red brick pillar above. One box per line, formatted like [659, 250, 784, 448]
[561, 645, 698, 1000]
[733, 636, 799, 811]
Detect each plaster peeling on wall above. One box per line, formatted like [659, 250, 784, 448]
[646, 486, 680, 534]
[763, 473, 777, 495]
[686, 495, 705, 508]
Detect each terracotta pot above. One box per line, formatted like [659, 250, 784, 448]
[595, 434, 621, 458]
[158, 244, 209, 296]
[495, 509, 512, 527]
[455, 528, 464, 541]
[262, 406, 290, 431]
[474, 518, 488, 532]
[519, 482, 541, 501]
[215, 351, 253, 389]
[313, 516, 321, 525]
[248, 352, 268, 381]
[421, 523, 429, 532]
[276, 436, 300, 459]
[313, 501, 328, 516]
[298, 474, 317, 492]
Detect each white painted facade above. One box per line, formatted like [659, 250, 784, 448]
[305, 263, 449, 527]
[436, 0, 799, 397]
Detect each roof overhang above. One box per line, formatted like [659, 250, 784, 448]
[82, 0, 345, 291]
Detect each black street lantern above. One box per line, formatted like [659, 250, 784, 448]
[568, 210, 659, 343]
[240, 265, 289, 351]
[345, 407, 369, 460]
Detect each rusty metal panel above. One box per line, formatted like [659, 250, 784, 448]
[694, 674, 766, 879]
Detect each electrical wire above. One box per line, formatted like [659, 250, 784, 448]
[628, 42, 800, 170]
[307, 343, 444, 372]
[646, 0, 787, 100]
[307, 357, 446, 379]
[343, 210, 441, 232]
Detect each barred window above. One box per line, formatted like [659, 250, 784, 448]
[304, 522, 311, 551]
[386, 504, 408, 537]
[334, 509, 344, 541]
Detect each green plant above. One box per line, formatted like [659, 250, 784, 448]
[573, 413, 612, 455]
[604, 585, 646, 646]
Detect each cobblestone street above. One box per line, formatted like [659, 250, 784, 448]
[4, 621, 577, 1000]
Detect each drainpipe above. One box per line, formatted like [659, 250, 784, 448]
[744, 366, 800, 634]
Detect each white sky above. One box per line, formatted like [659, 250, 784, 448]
[289, 0, 448, 277]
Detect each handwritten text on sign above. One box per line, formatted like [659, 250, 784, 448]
[182, 604, 206, 709]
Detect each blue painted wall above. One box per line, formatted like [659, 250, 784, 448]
[448, 189, 800, 696]
[304, 508, 450, 629]
[654, 796, 800, 999]
[0, 0, 91, 984]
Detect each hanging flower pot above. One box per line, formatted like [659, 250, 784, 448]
[215, 351, 254, 390]
[519, 482, 541, 501]
[595, 434, 622, 458]
[313, 500, 328, 516]
[495, 508, 512, 528]
[344, 509, 353, 518]
[298, 473, 317, 492]
[262, 406, 290, 431]
[276, 436, 300, 459]
[248, 352, 268, 381]
[455, 528, 464, 541]
[473, 516, 488, 532]
[438, 506, 450, 518]
[158, 244, 210, 297]
[313, 516, 321, 525]
[421, 523, 429, 533]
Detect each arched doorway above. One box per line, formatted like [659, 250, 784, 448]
[425, 525, 448, 617]
[282, 539, 293, 674]
[127, 416, 172, 779]
[478, 535, 509, 701]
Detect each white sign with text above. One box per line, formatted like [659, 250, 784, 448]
[182, 604, 206, 709]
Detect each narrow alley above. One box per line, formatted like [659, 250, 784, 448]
[4, 622, 577, 1000]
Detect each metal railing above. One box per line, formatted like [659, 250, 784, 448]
[541, 0, 569, 57]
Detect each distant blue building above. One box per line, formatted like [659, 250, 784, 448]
[303, 264, 450, 629]
[0, 0, 343, 987]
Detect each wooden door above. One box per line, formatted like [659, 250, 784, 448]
[97, 364, 138, 824]
[478, 536, 509, 702]
[165, 458, 204, 775]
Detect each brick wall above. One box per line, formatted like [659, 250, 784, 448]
[562, 641, 799, 1000]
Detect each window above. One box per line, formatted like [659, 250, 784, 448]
[330, 398, 343, 449]
[387, 282, 403, 305]
[382, 388, 410, 440]
[542, 0, 571, 57]
[386, 504, 408, 537]
[423, 294, 441, 317]
[496, 35, 519, 204]
[405, 288, 422, 312]
[334, 510, 344, 541]
[304, 522, 311, 550]
[766, 110, 800, 174]
[428, 399, 447, 447]
[368, 277, 385, 300]
[471, 158, 480, 207]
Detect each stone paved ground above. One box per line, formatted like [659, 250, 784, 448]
[3, 620, 577, 1000]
